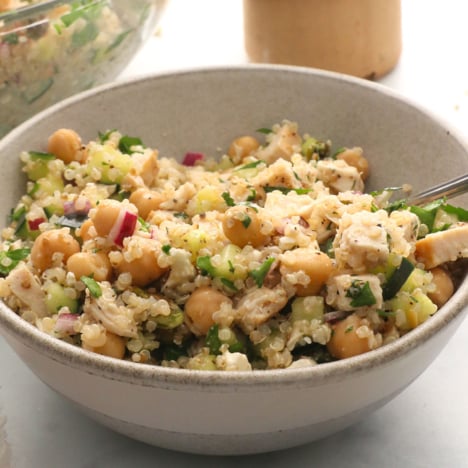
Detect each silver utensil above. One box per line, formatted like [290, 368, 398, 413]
[407, 173, 468, 206]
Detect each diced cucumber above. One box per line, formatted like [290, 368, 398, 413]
[214, 244, 248, 281]
[190, 186, 226, 214]
[86, 144, 133, 184]
[155, 305, 184, 329]
[390, 290, 437, 330]
[382, 257, 415, 301]
[45, 283, 79, 314]
[31, 175, 64, 198]
[26, 152, 55, 181]
[290, 296, 324, 322]
[187, 352, 217, 371]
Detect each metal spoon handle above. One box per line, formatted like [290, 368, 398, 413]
[407, 173, 468, 206]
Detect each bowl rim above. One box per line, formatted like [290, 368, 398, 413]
[0, 64, 467, 390]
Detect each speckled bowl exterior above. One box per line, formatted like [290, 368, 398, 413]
[0, 66, 467, 455]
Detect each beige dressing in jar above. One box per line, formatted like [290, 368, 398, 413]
[243, 0, 402, 79]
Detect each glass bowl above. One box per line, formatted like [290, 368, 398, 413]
[0, 0, 167, 137]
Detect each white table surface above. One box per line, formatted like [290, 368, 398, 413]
[2, 1, 468, 467]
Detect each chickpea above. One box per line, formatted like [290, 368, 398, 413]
[185, 286, 232, 336]
[428, 267, 454, 308]
[228, 136, 260, 163]
[66, 251, 112, 282]
[31, 228, 80, 272]
[91, 199, 136, 238]
[129, 188, 164, 219]
[47, 128, 83, 164]
[115, 237, 166, 287]
[337, 147, 369, 180]
[222, 205, 268, 248]
[327, 314, 372, 359]
[280, 248, 333, 296]
[91, 331, 126, 359]
[76, 218, 95, 242]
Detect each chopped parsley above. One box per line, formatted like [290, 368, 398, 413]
[241, 214, 252, 228]
[98, 129, 117, 143]
[206, 324, 222, 354]
[0, 248, 31, 276]
[256, 127, 273, 134]
[235, 160, 263, 171]
[249, 257, 275, 287]
[246, 188, 257, 202]
[138, 217, 151, 232]
[221, 278, 238, 291]
[196, 256, 216, 277]
[346, 280, 376, 307]
[263, 186, 312, 195]
[28, 151, 56, 161]
[118, 135, 145, 154]
[162, 244, 172, 254]
[81, 276, 102, 298]
[222, 192, 235, 207]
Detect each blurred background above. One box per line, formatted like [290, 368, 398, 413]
[120, 0, 468, 139]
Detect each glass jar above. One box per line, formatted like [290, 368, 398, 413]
[243, 0, 402, 79]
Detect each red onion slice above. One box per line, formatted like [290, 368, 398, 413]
[182, 152, 204, 166]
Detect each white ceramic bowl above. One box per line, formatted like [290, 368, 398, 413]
[0, 66, 467, 456]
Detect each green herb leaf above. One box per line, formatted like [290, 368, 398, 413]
[241, 214, 252, 228]
[441, 203, 468, 222]
[196, 256, 216, 276]
[256, 127, 272, 134]
[28, 151, 56, 161]
[235, 160, 263, 171]
[332, 147, 346, 158]
[118, 135, 144, 154]
[222, 192, 235, 207]
[410, 199, 445, 232]
[163, 343, 187, 361]
[221, 278, 238, 291]
[246, 188, 257, 202]
[98, 129, 117, 143]
[346, 280, 376, 307]
[81, 275, 102, 298]
[138, 217, 151, 232]
[0, 248, 31, 276]
[10, 206, 27, 222]
[249, 257, 275, 288]
[206, 324, 222, 355]
[162, 244, 171, 254]
[264, 186, 312, 195]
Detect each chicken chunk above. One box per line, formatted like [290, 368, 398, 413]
[6, 264, 48, 318]
[83, 283, 138, 338]
[316, 159, 364, 193]
[236, 286, 288, 333]
[415, 223, 468, 269]
[255, 121, 302, 164]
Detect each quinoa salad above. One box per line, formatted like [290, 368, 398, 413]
[0, 0, 160, 136]
[0, 120, 467, 371]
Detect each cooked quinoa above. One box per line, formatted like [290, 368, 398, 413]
[0, 120, 467, 371]
[0, 0, 160, 136]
